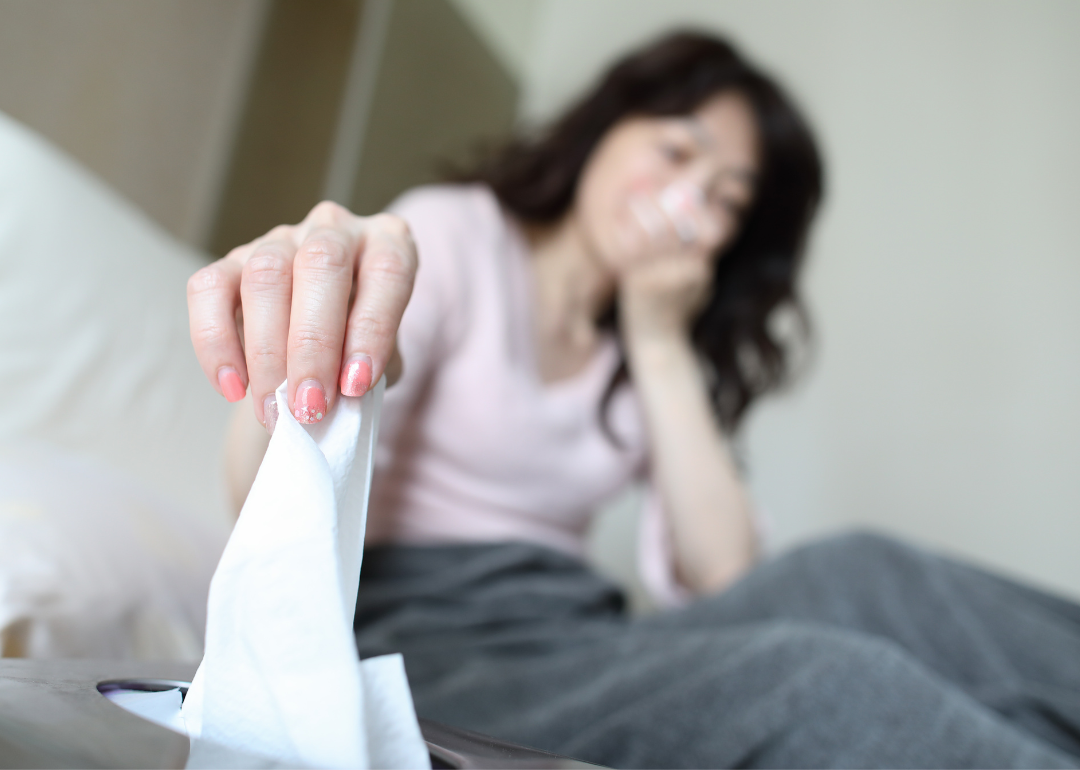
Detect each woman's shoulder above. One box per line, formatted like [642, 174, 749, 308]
[386, 183, 517, 302]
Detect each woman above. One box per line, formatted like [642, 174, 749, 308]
[189, 32, 1080, 768]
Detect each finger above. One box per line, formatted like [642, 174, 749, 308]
[663, 183, 720, 248]
[631, 193, 683, 257]
[681, 198, 725, 254]
[240, 237, 295, 432]
[286, 225, 357, 423]
[658, 188, 699, 247]
[188, 251, 248, 402]
[629, 193, 668, 243]
[340, 214, 417, 398]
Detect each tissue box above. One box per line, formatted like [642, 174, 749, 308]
[0, 659, 601, 769]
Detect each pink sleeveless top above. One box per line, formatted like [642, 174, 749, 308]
[367, 185, 689, 606]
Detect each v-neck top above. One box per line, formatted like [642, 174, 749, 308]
[366, 185, 688, 606]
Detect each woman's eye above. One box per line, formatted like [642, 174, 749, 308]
[659, 143, 692, 164]
[714, 196, 747, 222]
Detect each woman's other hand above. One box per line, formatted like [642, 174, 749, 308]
[617, 182, 724, 345]
[188, 201, 416, 433]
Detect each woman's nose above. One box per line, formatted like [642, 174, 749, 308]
[659, 181, 706, 214]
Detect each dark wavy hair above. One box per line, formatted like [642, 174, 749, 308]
[463, 31, 823, 434]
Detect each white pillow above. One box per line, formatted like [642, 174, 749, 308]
[0, 111, 233, 658]
[0, 444, 221, 659]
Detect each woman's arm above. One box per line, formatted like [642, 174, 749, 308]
[223, 396, 271, 515]
[620, 256, 758, 596]
[626, 332, 758, 595]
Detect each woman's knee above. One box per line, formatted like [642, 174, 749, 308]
[562, 623, 925, 768]
[784, 529, 934, 587]
[713, 622, 1049, 769]
[679, 531, 947, 632]
[735, 622, 959, 732]
[743, 619, 912, 677]
[732, 531, 924, 605]
[796, 529, 913, 562]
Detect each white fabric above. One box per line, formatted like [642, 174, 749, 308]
[0, 110, 233, 659]
[0, 443, 223, 659]
[182, 378, 429, 770]
[0, 110, 232, 548]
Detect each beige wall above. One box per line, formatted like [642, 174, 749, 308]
[349, 0, 518, 215]
[0, 0, 516, 252]
[0, 0, 266, 246]
[463, 0, 1080, 600]
[206, 0, 363, 256]
[208, 0, 518, 253]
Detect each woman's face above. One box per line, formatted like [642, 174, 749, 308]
[573, 90, 761, 273]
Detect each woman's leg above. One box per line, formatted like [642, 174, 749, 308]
[651, 532, 1080, 758]
[357, 541, 1079, 767]
[413, 619, 1076, 769]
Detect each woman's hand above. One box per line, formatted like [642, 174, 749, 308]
[616, 183, 724, 345]
[187, 201, 417, 433]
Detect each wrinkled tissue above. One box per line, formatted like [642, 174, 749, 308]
[177, 377, 429, 769]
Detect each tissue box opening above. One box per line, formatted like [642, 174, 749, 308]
[96, 678, 601, 768]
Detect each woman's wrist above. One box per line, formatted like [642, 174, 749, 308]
[624, 329, 703, 395]
[615, 263, 703, 352]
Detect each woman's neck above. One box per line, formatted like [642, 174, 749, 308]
[525, 213, 617, 383]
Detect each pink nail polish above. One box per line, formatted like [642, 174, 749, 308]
[263, 394, 278, 436]
[218, 367, 247, 402]
[340, 355, 373, 398]
[293, 380, 326, 424]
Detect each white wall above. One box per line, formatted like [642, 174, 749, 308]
[462, 0, 1080, 599]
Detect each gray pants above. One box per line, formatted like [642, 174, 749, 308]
[353, 533, 1080, 768]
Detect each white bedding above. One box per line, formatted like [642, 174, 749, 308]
[0, 111, 233, 659]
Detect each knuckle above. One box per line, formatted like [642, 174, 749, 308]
[370, 212, 410, 239]
[245, 338, 283, 364]
[295, 237, 350, 273]
[291, 326, 341, 357]
[365, 247, 416, 285]
[350, 311, 396, 346]
[242, 250, 291, 287]
[309, 200, 348, 225]
[224, 243, 250, 263]
[371, 215, 417, 260]
[187, 263, 229, 298]
[190, 317, 230, 349]
[265, 224, 295, 242]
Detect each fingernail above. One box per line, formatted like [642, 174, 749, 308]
[293, 380, 326, 424]
[218, 366, 246, 402]
[340, 354, 373, 398]
[263, 394, 278, 436]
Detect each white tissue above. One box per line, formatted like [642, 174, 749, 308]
[105, 688, 186, 734]
[181, 379, 429, 769]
